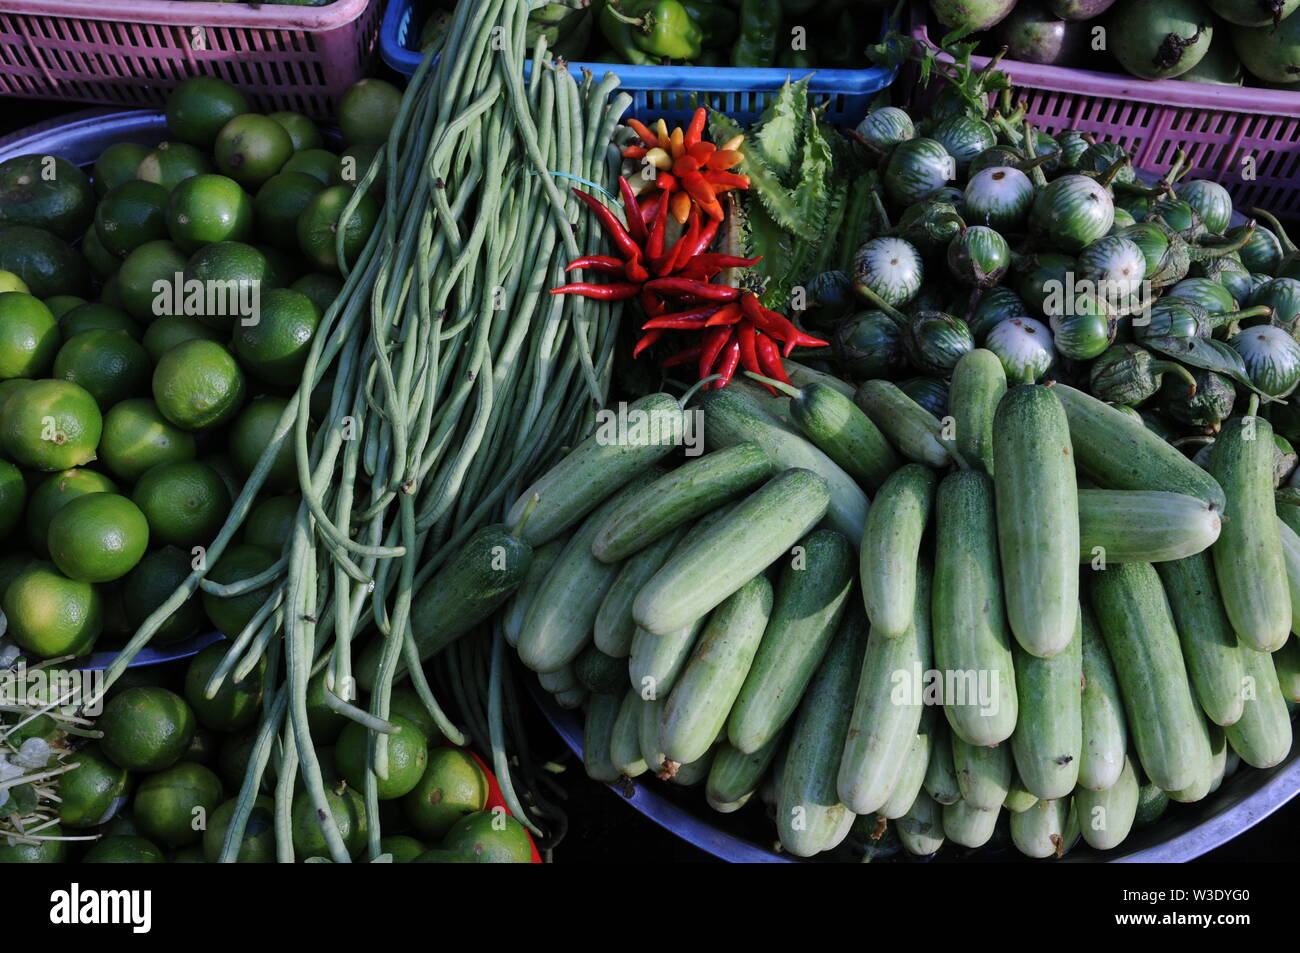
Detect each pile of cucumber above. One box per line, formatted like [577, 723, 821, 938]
[501, 360, 1297, 860]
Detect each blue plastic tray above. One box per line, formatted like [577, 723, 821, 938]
[380, 0, 897, 125]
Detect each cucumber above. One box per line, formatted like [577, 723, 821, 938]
[860, 464, 937, 639]
[950, 348, 1006, 476]
[924, 719, 962, 806]
[780, 380, 900, 492]
[707, 734, 783, 807]
[1156, 553, 1246, 727]
[1274, 637, 1300, 703]
[1134, 779, 1170, 827]
[1010, 797, 1071, 859]
[953, 736, 1013, 811]
[784, 358, 856, 397]
[668, 746, 716, 787]
[1076, 756, 1139, 850]
[633, 468, 830, 635]
[506, 392, 684, 546]
[1280, 498, 1300, 536]
[1077, 490, 1222, 564]
[706, 791, 753, 814]
[994, 385, 1080, 659]
[897, 791, 946, 856]
[777, 608, 868, 857]
[659, 577, 774, 767]
[942, 798, 999, 849]
[1078, 603, 1127, 791]
[1210, 414, 1291, 652]
[538, 665, 578, 695]
[695, 384, 868, 538]
[628, 621, 706, 703]
[728, 528, 854, 754]
[1168, 720, 1224, 803]
[638, 696, 667, 774]
[1090, 562, 1213, 792]
[591, 444, 772, 563]
[1049, 382, 1226, 510]
[881, 710, 935, 820]
[1004, 769, 1040, 813]
[574, 644, 628, 695]
[1225, 644, 1293, 769]
[517, 470, 661, 673]
[1011, 610, 1083, 800]
[853, 379, 953, 469]
[503, 537, 565, 648]
[932, 470, 1019, 745]
[593, 526, 685, 658]
[583, 693, 623, 782]
[610, 689, 648, 778]
[1276, 516, 1300, 637]
[838, 561, 934, 816]
[553, 687, 587, 709]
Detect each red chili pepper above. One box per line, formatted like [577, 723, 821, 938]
[674, 154, 701, 175]
[640, 288, 667, 317]
[656, 171, 678, 193]
[737, 322, 766, 392]
[755, 331, 792, 385]
[684, 108, 707, 149]
[622, 146, 648, 160]
[685, 253, 762, 272]
[638, 194, 659, 227]
[627, 118, 658, 147]
[633, 329, 664, 358]
[687, 141, 716, 165]
[661, 345, 701, 369]
[759, 303, 828, 354]
[672, 216, 720, 266]
[572, 189, 642, 265]
[643, 316, 718, 330]
[703, 301, 743, 326]
[700, 169, 750, 190]
[740, 293, 801, 354]
[618, 176, 648, 246]
[712, 337, 742, 388]
[644, 277, 741, 301]
[641, 305, 719, 328]
[647, 190, 670, 262]
[698, 326, 732, 382]
[566, 254, 626, 274]
[668, 207, 701, 274]
[549, 282, 641, 300]
[681, 170, 724, 219]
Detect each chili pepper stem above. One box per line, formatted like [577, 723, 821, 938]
[678, 374, 724, 407]
[742, 370, 800, 399]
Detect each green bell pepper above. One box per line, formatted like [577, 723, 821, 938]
[601, 0, 704, 61]
[731, 0, 779, 67]
[678, 0, 737, 48]
[598, 0, 661, 64]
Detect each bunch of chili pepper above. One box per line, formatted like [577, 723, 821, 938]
[622, 107, 748, 225]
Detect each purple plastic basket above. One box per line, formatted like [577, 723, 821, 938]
[908, 2, 1300, 219]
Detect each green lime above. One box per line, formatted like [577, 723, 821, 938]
[297, 185, 379, 273]
[243, 494, 298, 554]
[256, 244, 300, 289]
[201, 544, 276, 636]
[117, 239, 188, 322]
[99, 686, 197, 772]
[101, 814, 142, 837]
[289, 272, 342, 316]
[182, 241, 275, 330]
[338, 79, 403, 148]
[132, 459, 231, 547]
[80, 222, 120, 279]
[58, 745, 131, 829]
[228, 396, 298, 491]
[0, 270, 29, 293]
[0, 378, 28, 420]
[401, 747, 488, 840]
[0, 291, 58, 379]
[166, 174, 255, 253]
[93, 142, 151, 197]
[184, 642, 264, 732]
[232, 287, 318, 386]
[47, 491, 150, 583]
[82, 835, 164, 863]
[0, 460, 25, 538]
[413, 849, 472, 863]
[441, 809, 532, 863]
[336, 715, 428, 800]
[0, 225, 90, 299]
[122, 546, 205, 645]
[0, 379, 102, 471]
[0, 551, 29, 597]
[388, 687, 443, 746]
[166, 76, 251, 149]
[291, 784, 367, 859]
[42, 294, 85, 318]
[204, 796, 274, 862]
[59, 302, 141, 340]
[25, 467, 118, 555]
[94, 180, 171, 259]
[153, 339, 245, 431]
[53, 329, 152, 409]
[282, 149, 338, 185]
[268, 111, 323, 151]
[141, 313, 221, 363]
[98, 398, 197, 482]
[0, 825, 69, 863]
[136, 141, 212, 192]
[380, 835, 427, 863]
[0, 154, 95, 240]
[214, 115, 294, 190]
[332, 142, 386, 193]
[306, 670, 348, 743]
[2, 563, 103, 659]
[254, 172, 325, 252]
[182, 726, 219, 765]
[133, 761, 222, 848]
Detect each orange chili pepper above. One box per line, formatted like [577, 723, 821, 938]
[707, 149, 744, 170]
[669, 126, 685, 159]
[622, 145, 647, 160]
[684, 108, 707, 149]
[669, 190, 693, 225]
[674, 154, 700, 175]
[627, 118, 657, 147]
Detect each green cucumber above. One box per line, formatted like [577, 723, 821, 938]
[1134, 779, 1170, 827]
[506, 392, 684, 546]
[950, 348, 1006, 476]
[695, 384, 868, 538]
[853, 379, 953, 469]
[574, 644, 627, 695]
[924, 719, 962, 806]
[659, 577, 774, 767]
[953, 736, 1013, 811]
[860, 464, 937, 639]
[610, 689, 648, 778]
[1010, 797, 1071, 859]
[1156, 553, 1246, 727]
[1011, 610, 1083, 800]
[994, 385, 1080, 659]
[633, 468, 830, 635]
[669, 747, 716, 787]
[593, 526, 686, 658]
[773, 379, 900, 492]
[537, 665, 578, 695]
[1004, 769, 1040, 813]
[1078, 490, 1222, 564]
[1076, 756, 1139, 850]
[503, 537, 565, 648]
[838, 562, 934, 816]
[728, 528, 854, 753]
[628, 621, 707, 703]
[1210, 414, 1291, 652]
[1274, 637, 1300, 703]
[897, 791, 946, 856]
[1168, 720, 1224, 803]
[591, 444, 772, 563]
[638, 696, 667, 775]
[776, 608, 868, 857]
[1049, 382, 1226, 510]
[707, 734, 783, 807]
[881, 710, 935, 820]
[932, 470, 1019, 745]
[942, 798, 999, 849]
[784, 358, 856, 397]
[1225, 644, 1293, 769]
[553, 686, 587, 709]
[1078, 603, 1128, 791]
[517, 470, 661, 673]
[583, 693, 623, 782]
[706, 791, 753, 814]
[1276, 516, 1300, 636]
[1090, 562, 1213, 792]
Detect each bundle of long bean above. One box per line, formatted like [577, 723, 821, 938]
[90, 0, 632, 862]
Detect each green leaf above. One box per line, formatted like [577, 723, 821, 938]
[1142, 336, 1279, 401]
[750, 77, 811, 188]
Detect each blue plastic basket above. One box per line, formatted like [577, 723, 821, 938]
[380, 0, 897, 125]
